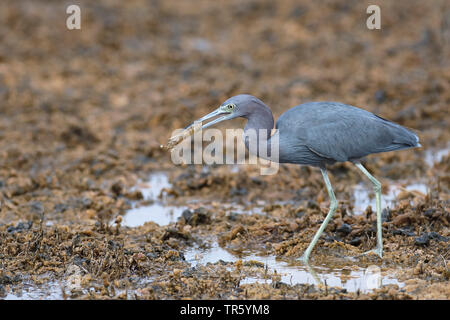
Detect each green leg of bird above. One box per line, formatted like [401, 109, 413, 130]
[299, 168, 338, 264]
[355, 162, 383, 259]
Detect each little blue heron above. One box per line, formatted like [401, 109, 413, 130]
[184, 94, 420, 263]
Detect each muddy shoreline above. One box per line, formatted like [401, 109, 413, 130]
[0, 0, 449, 299]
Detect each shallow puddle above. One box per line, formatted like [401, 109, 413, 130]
[122, 173, 187, 227]
[4, 281, 63, 300]
[352, 182, 427, 214]
[123, 204, 185, 227]
[184, 244, 404, 293]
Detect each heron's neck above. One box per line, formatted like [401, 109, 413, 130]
[243, 102, 274, 137]
[243, 103, 275, 158]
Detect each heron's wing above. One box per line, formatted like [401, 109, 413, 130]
[302, 114, 418, 162]
[276, 102, 419, 162]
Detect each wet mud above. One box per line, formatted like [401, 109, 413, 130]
[0, 0, 449, 299]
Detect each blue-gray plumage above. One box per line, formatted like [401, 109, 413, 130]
[184, 94, 420, 263]
[275, 101, 420, 166]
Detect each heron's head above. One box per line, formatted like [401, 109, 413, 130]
[185, 94, 264, 130]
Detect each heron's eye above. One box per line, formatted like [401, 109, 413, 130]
[228, 104, 235, 110]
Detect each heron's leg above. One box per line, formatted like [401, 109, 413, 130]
[354, 162, 383, 258]
[299, 168, 338, 264]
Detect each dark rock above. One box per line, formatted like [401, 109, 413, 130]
[415, 234, 430, 246]
[181, 209, 193, 221]
[393, 227, 416, 237]
[336, 223, 352, 235]
[7, 221, 33, 234]
[349, 237, 362, 246]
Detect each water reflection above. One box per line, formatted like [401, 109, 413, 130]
[184, 244, 403, 293]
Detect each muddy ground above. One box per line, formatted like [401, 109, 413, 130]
[0, 0, 449, 300]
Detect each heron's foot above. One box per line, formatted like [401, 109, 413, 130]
[360, 247, 383, 259]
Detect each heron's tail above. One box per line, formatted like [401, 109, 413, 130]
[387, 122, 421, 151]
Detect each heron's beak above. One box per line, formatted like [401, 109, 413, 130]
[185, 107, 234, 130]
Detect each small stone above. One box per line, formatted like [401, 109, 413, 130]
[415, 234, 430, 246]
[349, 237, 362, 246]
[336, 223, 352, 235]
[181, 209, 193, 222]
